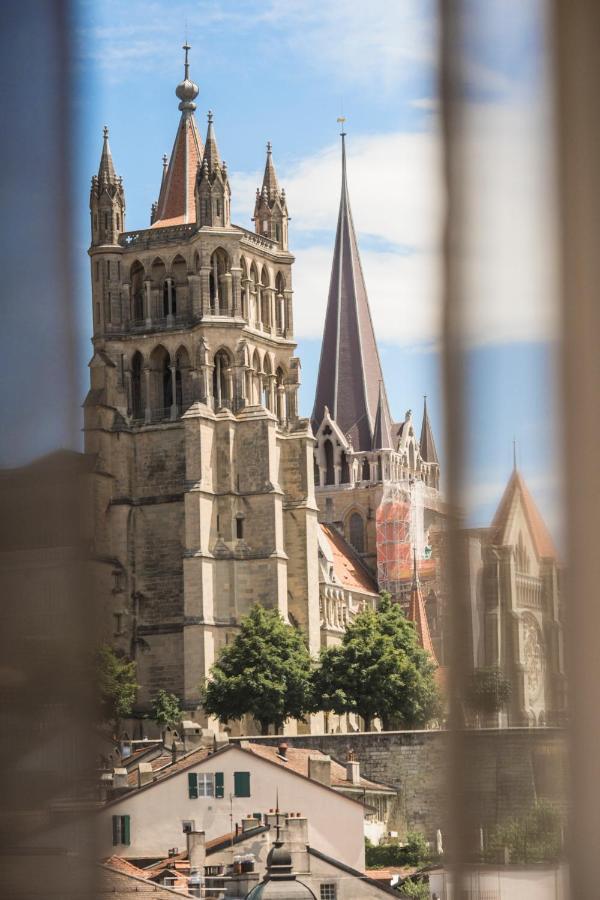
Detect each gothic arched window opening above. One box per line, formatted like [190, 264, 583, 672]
[324, 439, 335, 486]
[131, 351, 143, 420]
[213, 349, 231, 410]
[349, 512, 365, 554]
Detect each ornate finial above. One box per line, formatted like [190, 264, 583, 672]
[267, 141, 272, 154]
[103, 125, 109, 140]
[207, 109, 213, 124]
[337, 115, 347, 136]
[175, 43, 199, 112]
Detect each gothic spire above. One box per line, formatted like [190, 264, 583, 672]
[408, 550, 437, 664]
[372, 382, 393, 450]
[419, 395, 439, 464]
[152, 44, 204, 227]
[97, 126, 116, 183]
[262, 141, 280, 199]
[312, 126, 392, 451]
[202, 110, 221, 173]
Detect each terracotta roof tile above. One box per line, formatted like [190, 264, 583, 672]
[240, 742, 392, 792]
[320, 524, 378, 595]
[153, 113, 203, 226]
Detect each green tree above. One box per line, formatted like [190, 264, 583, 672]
[400, 879, 429, 900]
[151, 689, 183, 740]
[96, 645, 138, 736]
[312, 594, 440, 731]
[202, 605, 313, 734]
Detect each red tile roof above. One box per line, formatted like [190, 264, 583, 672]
[240, 742, 393, 792]
[152, 113, 204, 227]
[320, 524, 378, 595]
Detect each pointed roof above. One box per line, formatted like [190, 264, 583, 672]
[152, 45, 204, 228]
[491, 468, 557, 560]
[419, 396, 439, 464]
[202, 110, 221, 173]
[98, 126, 116, 183]
[262, 141, 280, 199]
[372, 382, 394, 450]
[407, 552, 437, 664]
[312, 130, 392, 451]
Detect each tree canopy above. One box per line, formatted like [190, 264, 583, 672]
[151, 688, 183, 737]
[312, 594, 440, 731]
[96, 645, 138, 735]
[202, 605, 313, 734]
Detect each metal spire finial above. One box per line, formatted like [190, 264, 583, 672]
[267, 141, 272, 154]
[207, 109, 213, 124]
[513, 438, 517, 472]
[103, 125, 109, 140]
[183, 42, 191, 79]
[337, 115, 347, 137]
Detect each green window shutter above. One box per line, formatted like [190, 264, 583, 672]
[234, 771, 251, 798]
[215, 772, 224, 799]
[122, 815, 131, 846]
[112, 815, 120, 846]
[188, 772, 198, 799]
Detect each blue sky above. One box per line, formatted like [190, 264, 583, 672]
[73, 0, 561, 538]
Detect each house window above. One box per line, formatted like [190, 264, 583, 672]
[236, 516, 244, 540]
[320, 884, 336, 900]
[233, 771, 251, 797]
[112, 814, 131, 846]
[188, 772, 214, 798]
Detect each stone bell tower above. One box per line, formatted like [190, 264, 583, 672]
[84, 45, 319, 727]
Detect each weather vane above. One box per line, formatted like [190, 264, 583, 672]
[337, 115, 347, 136]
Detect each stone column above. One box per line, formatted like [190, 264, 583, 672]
[267, 374, 276, 413]
[170, 364, 178, 419]
[144, 279, 152, 327]
[188, 274, 201, 319]
[167, 279, 174, 326]
[212, 257, 220, 314]
[124, 369, 132, 416]
[200, 266, 211, 317]
[230, 267, 241, 317]
[144, 367, 152, 423]
[284, 290, 293, 337]
[277, 384, 286, 423]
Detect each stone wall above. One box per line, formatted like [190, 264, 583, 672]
[233, 729, 568, 840]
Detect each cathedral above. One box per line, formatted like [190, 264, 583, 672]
[85, 46, 562, 732]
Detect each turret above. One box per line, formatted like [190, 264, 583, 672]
[196, 111, 231, 228]
[89, 126, 125, 246]
[253, 142, 289, 249]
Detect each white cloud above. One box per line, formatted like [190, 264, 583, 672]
[231, 94, 559, 350]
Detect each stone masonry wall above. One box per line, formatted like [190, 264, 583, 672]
[234, 729, 568, 841]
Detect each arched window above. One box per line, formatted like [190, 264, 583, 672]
[149, 345, 171, 419]
[275, 272, 286, 335]
[349, 513, 365, 554]
[324, 439, 335, 486]
[362, 458, 370, 481]
[131, 352, 143, 419]
[210, 248, 230, 314]
[163, 280, 169, 316]
[213, 349, 231, 410]
[276, 367, 285, 422]
[260, 267, 271, 329]
[130, 261, 145, 322]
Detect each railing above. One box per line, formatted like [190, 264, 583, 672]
[236, 224, 279, 252]
[119, 223, 196, 249]
[516, 572, 543, 610]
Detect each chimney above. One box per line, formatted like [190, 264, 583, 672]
[186, 829, 206, 871]
[277, 741, 288, 761]
[242, 816, 259, 833]
[346, 751, 360, 785]
[137, 762, 154, 787]
[112, 767, 129, 790]
[308, 755, 331, 787]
